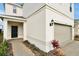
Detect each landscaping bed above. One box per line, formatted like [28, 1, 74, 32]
[0, 40, 13, 56]
[0, 33, 13, 56]
[23, 40, 47, 56]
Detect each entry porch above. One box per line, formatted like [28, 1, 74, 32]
[0, 15, 27, 41]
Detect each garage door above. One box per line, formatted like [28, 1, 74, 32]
[54, 23, 72, 46]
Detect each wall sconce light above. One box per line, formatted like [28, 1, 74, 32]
[50, 23, 53, 26]
[51, 20, 53, 22]
[50, 19, 54, 26]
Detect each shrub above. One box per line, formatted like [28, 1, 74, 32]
[0, 40, 9, 56]
[51, 40, 60, 48]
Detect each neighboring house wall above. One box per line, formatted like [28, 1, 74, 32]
[74, 20, 79, 35]
[0, 18, 3, 30]
[0, 25, 2, 29]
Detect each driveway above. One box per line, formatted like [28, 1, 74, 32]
[62, 41, 79, 56]
[9, 39, 35, 56]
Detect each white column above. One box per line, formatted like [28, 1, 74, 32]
[23, 21, 27, 41]
[3, 19, 8, 41]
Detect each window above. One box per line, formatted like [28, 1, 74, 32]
[70, 3, 72, 12]
[13, 5, 16, 13]
[0, 3, 5, 14]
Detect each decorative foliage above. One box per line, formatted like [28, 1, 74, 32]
[51, 40, 60, 48]
[0, 40, 9, 56]
[49, 40, 65, 56]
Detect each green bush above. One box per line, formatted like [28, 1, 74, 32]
[0, 40, 9, 56]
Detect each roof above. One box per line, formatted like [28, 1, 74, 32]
[0, 14, 26, 19]
[8, 3, 23, 8]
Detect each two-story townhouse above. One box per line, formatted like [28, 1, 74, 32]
[23, 3, 74, 52]
[0, 3, 27, 41]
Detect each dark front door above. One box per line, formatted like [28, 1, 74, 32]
[11, 26, 18, 38]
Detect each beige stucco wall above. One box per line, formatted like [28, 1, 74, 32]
[7, 21, 23, 39]
[26, 7, 46, 52]
[45, 6, 74, 52]
[46, 3, 74, 19]
[23, 3, 45, 18]
[23, 3, 74, 52]
[5, 4, 23, 16]
[23, 3, 74, 19]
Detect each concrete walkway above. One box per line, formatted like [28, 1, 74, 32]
[62, 41, 79, 56]
[9, 39, 35, 56]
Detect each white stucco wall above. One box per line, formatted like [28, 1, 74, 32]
[5, 4, 23, 16]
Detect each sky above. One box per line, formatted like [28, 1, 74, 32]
[0, 3, 5, 14]
[74, 3, 79, 19]
[0, 4, 4, 29]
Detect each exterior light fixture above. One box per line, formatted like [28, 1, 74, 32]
[50, 19, 54, 26]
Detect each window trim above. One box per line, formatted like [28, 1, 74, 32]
[13, 5, 17, 13]
[70, 3, 72, 12]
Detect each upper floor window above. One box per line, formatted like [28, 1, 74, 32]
[70, 3, 72, 12]
[0, 3, 5, 14]
[13, 5, 17, 13]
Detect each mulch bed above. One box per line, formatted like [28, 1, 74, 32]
[7, 42, 13, 56]
[23, 40, 48, 56]
[47, 48, 65, 56]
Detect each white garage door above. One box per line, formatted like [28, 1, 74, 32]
[54, 23, 72, 46]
